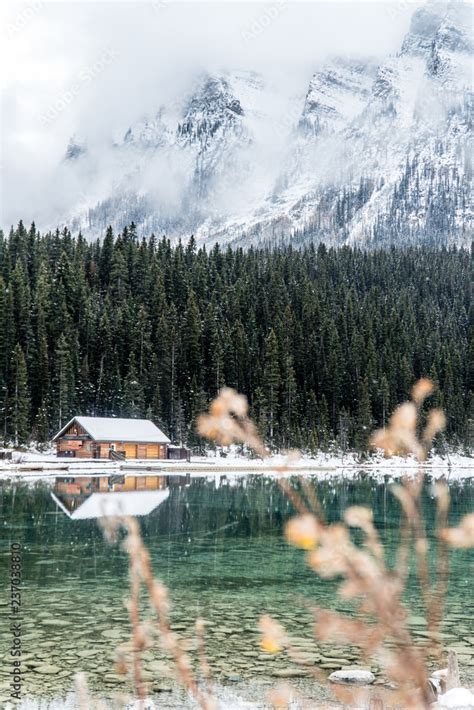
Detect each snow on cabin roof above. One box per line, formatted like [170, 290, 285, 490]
[52, 416, 171, 443]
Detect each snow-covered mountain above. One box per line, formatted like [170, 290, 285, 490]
[61, 0, 472, 247]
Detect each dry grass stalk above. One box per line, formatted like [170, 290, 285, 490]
[74, 672, 110, 710]
[441, 513, 474, 548]
[126, 523, 147, 703]
[74, 672, 92, 710]
[101, 516, 216, 710]
[267, 683, 300, 708]
[195, 617, 213, 698]
[430, 482, 450, 656]
[370, 378, 446, 461]
[447, 649, 460, 691]
[197, 387, 268, 457]
[197, 381, 472, 709]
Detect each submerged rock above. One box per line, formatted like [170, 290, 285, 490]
[146, 660, 172, 674]
[328, 669, 375, 685]
[320, 662, 343, 670]
[272, 668, 307, 678]
[225, 673, 242, 682]
[152, 683, 173, 692]
[101, 628, 124, 639]
[39, 619, 71, 627]
[33, 664, 61, 675]
[76, 649, 99, 658]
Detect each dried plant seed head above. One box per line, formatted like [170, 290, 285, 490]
[209, 387, 248, 418]
[115, 659, 128, 675]
[74, 672, 90, 709]
[151, 580, 168, 603]
[259, 615, 286, 653]
[371, 382, 446, 463]
[99, 515, 121, 543]
[441, 514, 474, 548]
[370, 428, 397, 457]
[285, 449, 301, 464]
[391, 401, 417, 432]
[285, 514, 320, 550]
[338, 579, 360, 600]
[344, 506, 373, 528]
[195, 618, 206, 634]
[391, 483, 418, 518]
[371, 410, 419, 457]
[422, 408, 447, 446]
[198, 387, 268, 457]
[136, 627, 147, 650]
[197, 412, 239, 447]
[307, 548, 347, 579]
[411, 378, 434, 405]
[433, 481, 450, 515]
[371, 406, 424, 458]
[415, 538, 428, 554]
[267, 683, 296, 708]
[260, 638, 282, 654]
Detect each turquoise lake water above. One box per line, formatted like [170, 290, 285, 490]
[0, 472, 472, 707]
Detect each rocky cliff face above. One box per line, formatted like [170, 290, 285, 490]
[62, 0, 473, 248]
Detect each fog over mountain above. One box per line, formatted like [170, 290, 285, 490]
[2, 0, 472, 247]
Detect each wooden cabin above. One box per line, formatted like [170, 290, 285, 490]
[52, 416, 171, 459]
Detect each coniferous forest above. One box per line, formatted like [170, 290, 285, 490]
[1, 221, 472, 454]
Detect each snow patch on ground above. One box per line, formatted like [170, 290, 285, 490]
[1, 444, 472, 481]
[192, 447, 473, 479]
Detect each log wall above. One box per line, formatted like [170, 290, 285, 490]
[56, 438, 168, 459]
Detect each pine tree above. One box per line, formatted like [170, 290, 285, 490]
[34, 401, 50, 447]
[317, 395, 331, 451]
[182, 291, 201, 385]
[9, 344, 30, 446]
[123, 354, 145, 417]
[99, 226, 114, 290]
[263, 329, 280, 446]
[281, 352, 297, 448]
[53, 334, 75, 429]
[354, 378, 373, 453]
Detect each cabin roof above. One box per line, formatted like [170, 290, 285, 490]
[52, 416, 171, 444]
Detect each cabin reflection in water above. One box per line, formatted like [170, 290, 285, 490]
[50, 474, 178, 519]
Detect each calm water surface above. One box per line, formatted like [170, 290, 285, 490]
[0, 472, 472, 706]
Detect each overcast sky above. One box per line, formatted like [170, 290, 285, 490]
[1, 0, 424, 228]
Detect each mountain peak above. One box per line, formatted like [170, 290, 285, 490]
[64, 136, 87, 161]
[177, 74, 245, 146]
[401, 0, 473, 58]
[59, 0, 472, 249]
[299, 57, 377, 136]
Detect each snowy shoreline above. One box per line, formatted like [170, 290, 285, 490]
[1, 449, 472, 480]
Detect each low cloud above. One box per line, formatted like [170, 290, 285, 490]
[0, 0, 424, 230]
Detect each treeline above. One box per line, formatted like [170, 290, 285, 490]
[0, 221, 472, 453]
